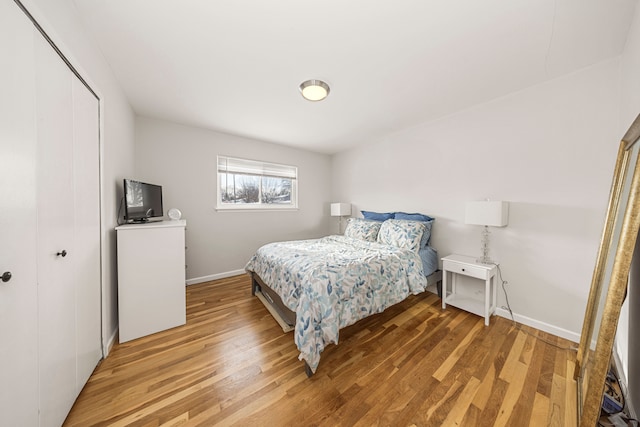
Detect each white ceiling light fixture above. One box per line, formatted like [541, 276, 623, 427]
[299, 79, 330, 101]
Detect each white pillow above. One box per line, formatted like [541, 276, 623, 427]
[377, 219, 425, 252]
[343, 218, 382, 242]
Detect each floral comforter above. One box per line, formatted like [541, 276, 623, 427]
[244, 235, 427, 373]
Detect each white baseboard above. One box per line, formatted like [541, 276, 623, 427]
[186, 269, 246, 286]
[495, 307, 581, 344]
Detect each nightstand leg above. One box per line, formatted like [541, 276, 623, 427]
[484, 277, 490, 326]
[492, 275, 497, 320]
[451, 272, 457, 296]
[442, 270, 448, 309]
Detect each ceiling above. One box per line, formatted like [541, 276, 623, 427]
[73, 0, 637, 154]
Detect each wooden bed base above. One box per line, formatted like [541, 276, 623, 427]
[250, 272, 296, 328]
[249, 270, 443, 377]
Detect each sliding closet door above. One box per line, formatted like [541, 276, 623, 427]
[72, 77, 102, 390]
[35, 25, 102, 427]
[35, 31, 77, 427]
[0, 2, 39, 426]
[1, 2, 102, 425]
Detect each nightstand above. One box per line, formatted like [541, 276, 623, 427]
[441, 254, 498, 326]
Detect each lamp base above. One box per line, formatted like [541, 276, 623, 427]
[477, 225, 495, 265]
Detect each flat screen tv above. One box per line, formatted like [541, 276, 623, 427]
[123, 179, 163, 223]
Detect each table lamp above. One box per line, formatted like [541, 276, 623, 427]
[331, 203, 351, 234]
[465, 200, 509, 264]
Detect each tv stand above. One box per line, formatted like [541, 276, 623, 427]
[116, 220, 186, 342]
[129, 218, 148, 223]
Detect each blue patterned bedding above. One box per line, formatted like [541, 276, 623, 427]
[244, 235, 427, 373]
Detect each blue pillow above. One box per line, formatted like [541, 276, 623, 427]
[361, 210, 394, 222]
[394, 212, 434, 222]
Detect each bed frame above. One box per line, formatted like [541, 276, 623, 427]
[250, 272, 297, 328]
[249, 269, 443, 377]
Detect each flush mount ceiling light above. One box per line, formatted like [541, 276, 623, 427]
[299, 79, 330, 101]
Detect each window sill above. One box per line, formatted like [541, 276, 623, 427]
[215, 207, 299, 213]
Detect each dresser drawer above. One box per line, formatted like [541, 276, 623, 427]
[443, 259, 488, 280]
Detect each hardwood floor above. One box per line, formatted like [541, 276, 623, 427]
[64, 274, 577, 426]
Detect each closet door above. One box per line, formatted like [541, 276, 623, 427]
[35, 25, 102, 427]
[72, 77, 102, 390]
[35, 31, 77, 427]
[0, 2, 39, 426]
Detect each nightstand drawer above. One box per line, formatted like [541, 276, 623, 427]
[442, 259, 487, 280]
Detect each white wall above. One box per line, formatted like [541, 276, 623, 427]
[331, 58, 622, 340]
[134, 116, 332, 283]
[24, 0, 136, 352]
[618, 1, 640, 415]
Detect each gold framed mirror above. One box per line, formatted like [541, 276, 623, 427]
[576, 113, 640, 426]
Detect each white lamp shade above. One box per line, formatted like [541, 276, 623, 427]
[331, 203, 351, 216]
[465, 201, 509, 227]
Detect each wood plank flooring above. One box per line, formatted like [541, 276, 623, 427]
[63, 274, 577, 426]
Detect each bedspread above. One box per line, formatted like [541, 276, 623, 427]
[244, 235, 427, 373]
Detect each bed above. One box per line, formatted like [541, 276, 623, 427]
[245, 216, 441, 376]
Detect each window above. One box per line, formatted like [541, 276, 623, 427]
[217, 155, 298, 210]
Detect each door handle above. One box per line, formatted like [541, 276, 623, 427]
[1, 271, 12, 283]
[56, 250, 67, 257]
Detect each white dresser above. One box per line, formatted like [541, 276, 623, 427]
[116, 220, 186, 342]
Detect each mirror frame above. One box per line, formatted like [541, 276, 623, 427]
[576, 114, 640, 426]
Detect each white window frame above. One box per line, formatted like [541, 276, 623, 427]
[216, 155, 298, 211]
